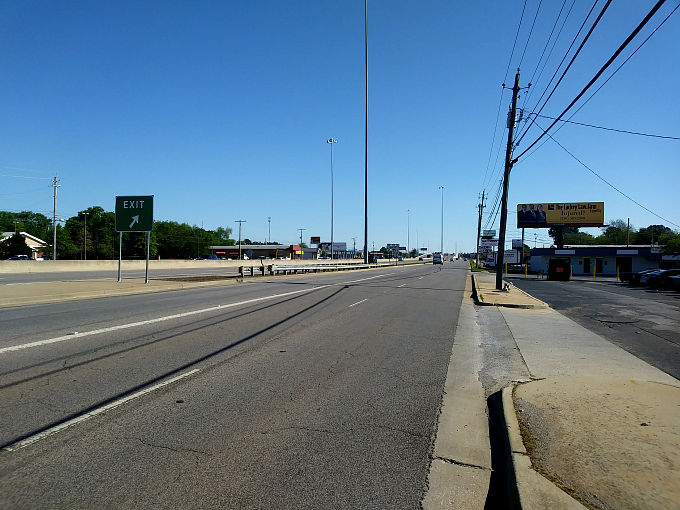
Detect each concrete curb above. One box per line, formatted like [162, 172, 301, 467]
[500, 385, 588, 510]
[470, 274, 548, 310]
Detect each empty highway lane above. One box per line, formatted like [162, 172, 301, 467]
[0, 262, 468, 509]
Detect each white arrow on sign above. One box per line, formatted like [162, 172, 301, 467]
[129, 215, 139, 229]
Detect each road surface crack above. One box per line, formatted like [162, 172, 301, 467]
[132, 437, 212, 456]
[433, 455, 491, 471]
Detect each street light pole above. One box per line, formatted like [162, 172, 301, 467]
[407, 209, 410, 256]
[363, 0, 369, 264]
[439, 186, 445, 253]
[268, 216, 271, 244]
[81, 211, 89, 260]
[235, 220, 246, 260]
[327, 138, 338, 260]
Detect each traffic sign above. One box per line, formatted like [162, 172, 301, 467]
[115, 195, 154, 232]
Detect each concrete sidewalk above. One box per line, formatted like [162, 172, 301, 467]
[474, 270, 680, 509]
[471, 271, 548, 309]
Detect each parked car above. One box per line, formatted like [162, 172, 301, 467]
[629, 269, 659, 286]
[5, 254, 31, 260]
[657, 270, 680, 290]
[661, 275, 680, 291]
[641, 269, 680, 289]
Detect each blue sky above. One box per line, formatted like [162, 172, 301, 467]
[1, 1, 678, 252]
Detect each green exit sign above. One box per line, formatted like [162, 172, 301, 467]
[115, 195, 154, 232]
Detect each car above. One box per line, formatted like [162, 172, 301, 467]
[661, 274, 680, 291]
[629, 269, 659, 286]
[418, 256, 423, 261]
[5, 254, 31, 260]
[641, 269, 680, 288]
[398, 256, 403, 261]
[432, 253, 443, 265]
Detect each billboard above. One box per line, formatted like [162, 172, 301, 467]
[480, 238, 498, 247]
[482, 229, 496, 237]
[310, 236, 321, 244]
[517, 202, 604, 228]
[512, 239, 523, 249]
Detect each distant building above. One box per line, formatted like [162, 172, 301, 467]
[318, 242, 348, 259]
[1, 231, 48, 259]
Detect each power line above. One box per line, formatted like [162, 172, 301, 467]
[518, 0, 543, 68]
[514, 0, 600, 144]
[519, 2, 680, 164]
[522, 0, 574, 112]
[0, 174, 51, 180]
[504, 0, 529, 82]
[514, 0, 612, 150]
[533, 114, 679, 140]
[534, 120, 680, 229]
[514, 0, 668, 163]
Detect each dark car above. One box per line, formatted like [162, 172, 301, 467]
[629, 268, 659, 286]
[5, 254, 31, 260]
[641, 269, 680, 289]
[661, 274, 680, 291]
[658, 271, 680, 290]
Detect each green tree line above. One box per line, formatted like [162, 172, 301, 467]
[1, 209, 236, 259]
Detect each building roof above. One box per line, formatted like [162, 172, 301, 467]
[1, 231, 47, 246]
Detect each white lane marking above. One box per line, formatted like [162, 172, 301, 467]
[0, 285, 330, 355]
[397, 283, 406, 288]
[2, 369, 200, 452]
[348, 299, 368, 308]
[342, 273, 394, 284]
[418, 276, 424, 280]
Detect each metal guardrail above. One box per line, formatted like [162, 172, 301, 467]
[238, 262, 380, 277]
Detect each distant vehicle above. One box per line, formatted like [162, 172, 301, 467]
[418, 256, 423, 261]
[629, 269, 659, 286]
[398, 256, 403, 261]
[5, 255, 31, 260]
[433, 253, 443, 265]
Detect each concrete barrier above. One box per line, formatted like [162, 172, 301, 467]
[0, 258, 371, 274]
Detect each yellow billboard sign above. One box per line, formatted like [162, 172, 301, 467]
[517, 202, 604, 228]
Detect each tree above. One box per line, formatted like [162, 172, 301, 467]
[659, 232, 680, 254]
[0, 233, 33, 258]
[636, 225, 671, 245]
[598, 219, 635, 245]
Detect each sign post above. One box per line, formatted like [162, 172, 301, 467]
[115, 195, 154, 283]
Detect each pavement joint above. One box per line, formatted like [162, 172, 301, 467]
[432, 456, 491, 471]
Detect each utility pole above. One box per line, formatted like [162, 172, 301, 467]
[352, 237, 357, 258]
[298, 228, 306, 247]
[268, 216, 271, 244]
[235, 220, 246, 260]
[496, 69, 522, 290]
[52, 176, 60, 260]
[626, 218, 630, 247]
[476, 190, 485, 268]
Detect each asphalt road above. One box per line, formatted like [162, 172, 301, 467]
[0, 261, 468, 509]
[510, 276, 680, 379]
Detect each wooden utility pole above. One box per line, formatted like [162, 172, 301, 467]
[496, 70, 521, 290]
[475, 190, 485, 268]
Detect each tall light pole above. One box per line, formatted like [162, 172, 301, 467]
[298, 228, 306, 248]
[327, 138, 338, 260]
[439, 186, 445, 253]
[407, 209, 410, 255]
[52, 176, 60, 260]
[235, 219, 246, 260]
[81, 211, 89, 260]
[363, 0, 369, 264]
[268, 216, 271, 244]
